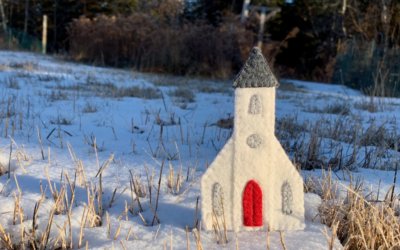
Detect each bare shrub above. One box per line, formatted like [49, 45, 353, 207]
[46, 81, 161, 99]
[169, 87, 195, 103]
[38, 74, 64, 82]
[354, 99, 378, 113]
[276, 115, 308, 140]
[276, 93, 292, 99]
[278, 81, 306, 92]
[49, 90, 69, 101]
[304, 101, 351, 115]
[197, 84, 230, 94]
[275, 114, 400, 171]
[82, 132, 105, 151]
[119, 86, 161, 99]
[8, 61, 38, 71]
[5, 76, 20, 89]
[48, 115, 74, 125]
[68, 14, 254, 78]
[82, 101, 100, 113]
[215, 116, 234, 129]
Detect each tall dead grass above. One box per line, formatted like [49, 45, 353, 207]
[68, 14, 254, 78]
[306, 170, 400, 250]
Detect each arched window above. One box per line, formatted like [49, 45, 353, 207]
[249, 95, 261, 114]
[213, 183, 224, 216]
[282, 181, 293, 215]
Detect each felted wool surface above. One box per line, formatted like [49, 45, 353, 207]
[243, 180, 263, 227]
[200, 137, 234, 231]
[0, 154, 16, 174]
[232, 87, 305, 231]
[212, 182, 225, 216]
[282, 181, 294, 215]
[201, 87, 305, 232]
[232, 47, 279, 88]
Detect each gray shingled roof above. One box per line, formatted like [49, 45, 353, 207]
[232, 47, 279, 89]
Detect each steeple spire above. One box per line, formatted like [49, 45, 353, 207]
[232, 47, 279, 89]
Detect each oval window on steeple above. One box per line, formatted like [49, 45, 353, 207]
[249, 95, 261, 114]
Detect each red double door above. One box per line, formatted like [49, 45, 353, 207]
[243, 180, 263, 227]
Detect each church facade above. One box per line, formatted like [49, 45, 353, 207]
[201, 47, 305, 231]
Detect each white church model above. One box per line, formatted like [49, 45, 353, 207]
[201, 47, 305, 232]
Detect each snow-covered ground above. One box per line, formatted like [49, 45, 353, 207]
[0, 50, 399, 249]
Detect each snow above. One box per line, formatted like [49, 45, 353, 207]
[285, 79, 362, 97]
[0, 50, 399, 249]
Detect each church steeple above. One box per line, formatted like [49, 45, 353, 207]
[232, 47, 279, 89]
[201, 46, 305, 233]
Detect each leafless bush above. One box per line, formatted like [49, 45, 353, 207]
[69, 14, 254, 78]
[304, 101, 351, 115]
[275, 113, 400, 171]
[49, 90, 69, 101]
[38, 74, 64, 82]
[82, 132, 105, 151]
[278, 82, 306, 92]
[8, 61, 38, 71]
[120, 86, 161, 99]
[197, 84, 230, 94]
[169, 87, 196, 103]
[46, 81, 161, 99]
[48, 115, 74, 125]
[82, 101, 100, 113]
[215, 116, 234, 129]
[5, 76, 20, 89]
[354, 99, 378, 113]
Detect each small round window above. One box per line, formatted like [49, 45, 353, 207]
[247, 134, 262, 148]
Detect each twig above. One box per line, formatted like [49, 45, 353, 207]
[279, 231, 288, 250]
[174, 178, 200, 204]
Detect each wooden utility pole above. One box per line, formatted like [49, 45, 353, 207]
[241, 2, 280, 48]
[23, 0, 30, 42]
[341, 0, 347, 37]
[241, 0, 250, 23]
[257, 6, 267, 49]
[0, 0, 7, 40]
[379, 0, 392, 51]
[42, 15, 47, 54]
[53, 0, 57, 52]
[245, 5, 280, 49]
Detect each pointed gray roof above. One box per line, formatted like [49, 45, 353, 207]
[232, 47, 279, 89]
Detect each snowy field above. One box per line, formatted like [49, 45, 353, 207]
[0, 50, 399, 249]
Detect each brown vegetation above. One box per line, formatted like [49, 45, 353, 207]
[306, 170, 400, 250]
[69, 14, 254, 79]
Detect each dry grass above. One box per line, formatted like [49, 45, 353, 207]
[48, 115, 74, 125]
[304, 101, 351, 116]
[306, 169, 400, 250]
[169, 87, 196, 103]
[4, 76, 20, 89]
[82, 101, 100, 113]
[214, 112, 399, 172]
[0, 159, 102, 249]
[82, 132, 105, 152]
[1, 58, 400, 250]
[1, 145, 400, 249]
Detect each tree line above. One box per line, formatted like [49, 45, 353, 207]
[0, 0, 399, 85]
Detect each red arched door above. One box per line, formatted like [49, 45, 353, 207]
[243, 180, 263, 227]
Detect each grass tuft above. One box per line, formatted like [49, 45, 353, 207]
[169, 87, 196, 103]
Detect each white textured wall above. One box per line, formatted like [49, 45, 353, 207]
[200, 137, 234, 230]
[201, 87, 305, 232]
